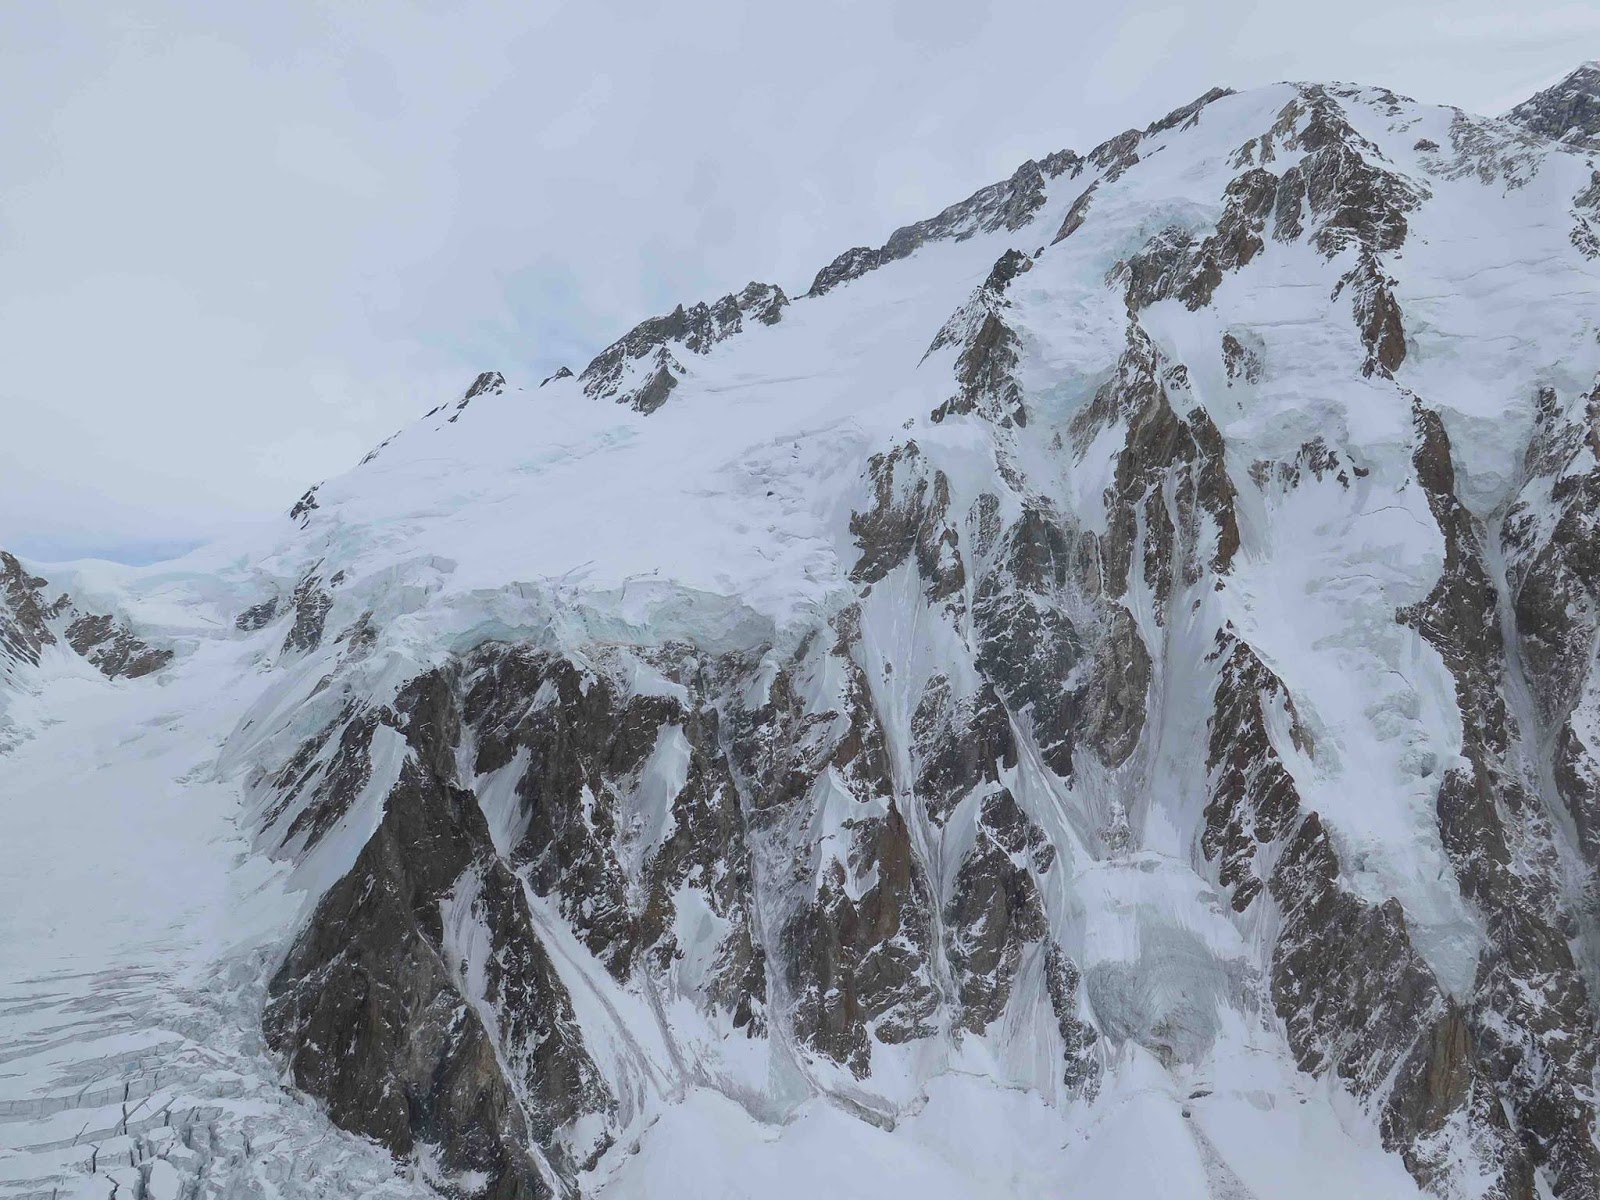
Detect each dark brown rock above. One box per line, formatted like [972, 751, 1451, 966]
[579, 282, 788, 411]
[63, 612, 172, 679]
[1051, 182, 1098, 245]
[910, 674, 1016, 821]
[1202, 636, 1308, 911]
[848, 442, 966, 602]
[783, 801, 939, 1076]
[0, 551, 59, 670]
[945, 789, 1051, 1032]
[235, 595, 279, 631]
[281, 571, 334, 656]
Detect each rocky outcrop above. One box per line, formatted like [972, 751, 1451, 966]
[972, 503, 1083, 777]
[426, 370, 505, 426]
[235, 595, 280, 631]
[579, 282, 788, 412]
[1043, 942, 1100, 1094]
[265, 672, 612, 1199]
[281, 570, 334, 655]
[1504, 385, 1600, 724]
[1202, 635, 1309, 912]
[289, 485, 320, 527]
[807, 153, 1081, 298]
[1504, 383, 1600, 872]
[1144, 86, 1236, 136]
[848, 441, 966, 603]
[944, 789, 1052, 1032]
[1115, 86, 1418, 382]
[1050, 181, 1098, 245]
[0, 551, 61, 670]
[63, 612, 171, 679]
[928, 249, 1033, 428]
[110, 67, 1600, 1200]
[1221, 330, 1263, 385]
[1335, 250, 1407, 377]
[731, 609, 941, 1075]
[910, 674, 1015, 821]
[782, 800, 940, 1076]
[462, 643, 764, 1016]
[1505, 61, 1600, 146]
[1268, 813, 1521, 1197]
[1192, 622, 1526, 1195]
[260, 698, 380, 854]
[1, 551, 170, 681]
[806, 246, 884, 298]
[1071, 326, 1240, 624]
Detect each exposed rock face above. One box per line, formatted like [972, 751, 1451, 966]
[265, 672, 612, 1199]
[1202, 635, 1309, 912]
[1506, 61, 1600, 146]
[289, 485, 320, 526]
[848, 441, 967, 604]
[460, 642, 765, 1024]
[945, 789, 1052, 1032]
[0, 551, 59, 671]
[1571, 171, 1600, 258]
[579, 282, 788, 412]
[807, 153, 1082, 298]
[235, 595, 279, 631]
[1043, 942, 1100, 1094]
[1, 550, 169, 682]
[281, 570, 334, 655]
[807, 246, 885, 298]
[1070, 326, 1240, 624]
[972, 503, 1084, 776]
[64, 612, 172, 679]
[1221, 330, 1262, 384]
[1050, 181, 1098, 245]
[911, 673, 1015, 821]
[1504, 384, 1600, 873]
[1195, 626, 1525, 1195]
[428, 370, 506, 425]
[1267, 813, 1524, 1197]
[1116, 85, 1420, 380]
[783, 799, 940, 1076]
[929, 249, 1033, 428]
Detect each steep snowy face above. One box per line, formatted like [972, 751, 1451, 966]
[7, 74, 1600, 1200]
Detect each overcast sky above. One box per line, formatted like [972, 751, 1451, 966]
[3, 2, 1596, 563]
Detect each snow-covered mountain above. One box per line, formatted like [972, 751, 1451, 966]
[6, 64, 1600, 1200]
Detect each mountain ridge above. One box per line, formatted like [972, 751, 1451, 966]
[6, 64, 1600, 1200]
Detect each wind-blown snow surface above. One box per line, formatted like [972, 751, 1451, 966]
[6, 73, 1600, 1200]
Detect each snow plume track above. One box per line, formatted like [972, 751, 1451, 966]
[0, 652, 433, 1199]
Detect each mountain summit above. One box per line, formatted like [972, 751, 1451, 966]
[6, 67, 1600, 1200]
